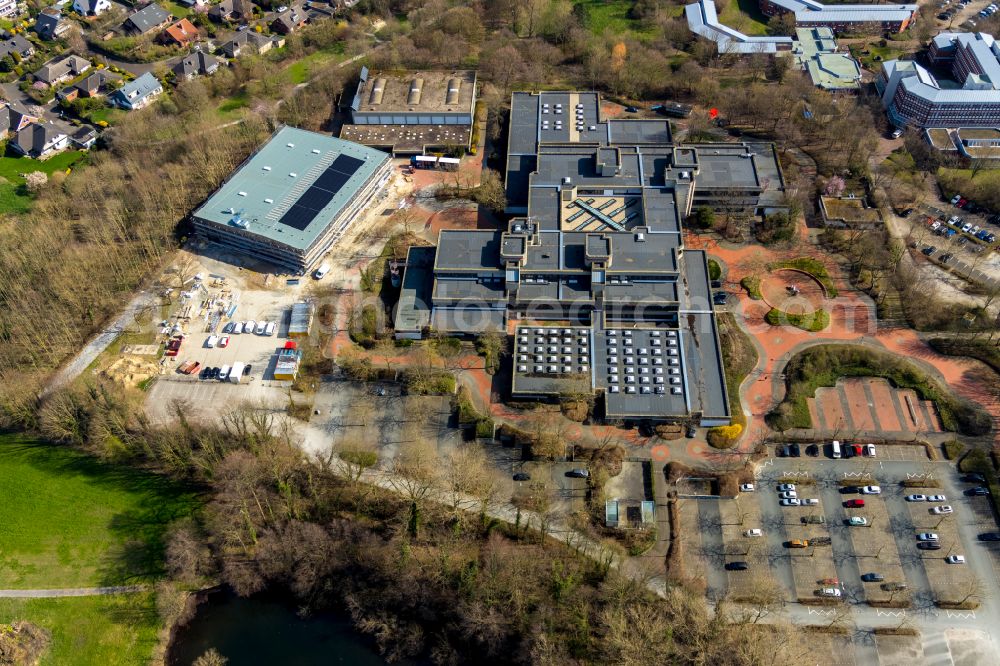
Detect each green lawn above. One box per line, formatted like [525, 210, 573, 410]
[216, 92, 250, 120]
[161, 0, 192, 17]
[283, 42, 348, 85]
[0, 435, 200, 589]
[0, 151, 88, 215]
[718, 0, 770, 36]
[573, 0, 657, 37]
[84, 106, 126, 126]
[0, 593, 161, 666]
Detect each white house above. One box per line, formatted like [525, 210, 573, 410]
[0, 0, 20, 20]
[110, 72, 163, 111]
[73, 0, 111, 16]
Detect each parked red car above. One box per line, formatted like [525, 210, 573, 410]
[845, 499, 865, 508]
[851, 444, 863, 457]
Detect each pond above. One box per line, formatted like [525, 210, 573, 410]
[169, 590, 389, 666]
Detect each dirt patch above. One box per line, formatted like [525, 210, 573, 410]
[102, 355, 160, 388]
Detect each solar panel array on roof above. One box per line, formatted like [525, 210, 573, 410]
[278, 155, 365, 231]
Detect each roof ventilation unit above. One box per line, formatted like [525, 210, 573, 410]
[262, 166, 271, 171]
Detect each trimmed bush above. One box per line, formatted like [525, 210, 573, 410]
[765, 307, 830, 332]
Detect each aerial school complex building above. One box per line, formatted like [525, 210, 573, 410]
[879, 33, 1000, 129]
[191, 126, 393, 273]
[341, 67, 477, 155]
[395, 91, 786, 426]
[759, 0, 917, 33]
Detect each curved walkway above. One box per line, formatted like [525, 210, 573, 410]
[0, 585, 147, 598]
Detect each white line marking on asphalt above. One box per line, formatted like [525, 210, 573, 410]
[876, 610, 906, 617]
[945, 611, 976, 620]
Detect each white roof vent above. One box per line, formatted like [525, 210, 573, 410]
[237, 191, 247, 197]
[636, 232, 645, 242]
[286, 143, 295, 148]
[562, 177, 571, 185]
[262, 166, 271, 171]
[264, 198, 273, 204]
[289, 172, 297, 177]
[311, 149, 321, 154]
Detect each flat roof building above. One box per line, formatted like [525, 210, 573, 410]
[341, 66, 477, 155]
[191, 126, 393, 273]
[879, 32, 1000, 129]
[760, 0, 917, 33]
[793, 27, 862, 91]
[393, 91, 776, 426]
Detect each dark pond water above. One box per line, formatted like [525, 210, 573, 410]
[168, 591, 389, 666]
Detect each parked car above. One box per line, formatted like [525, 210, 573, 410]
[922, 246, 936, 256]
[819, 588, 842, 598]
[966, 487, 990, 496]
[881, 582, 908, 591]
[205, 335, 218, 348]
[788, 539, 809, 548]
[861, 486, 881, 495]
[916, 533, 939, 541]
[255, 321, 267, 335]
[845, 499, 865, 508]
[906, 494, 927, 502]
[946, 555, 966, 564]
[977, 532, 1000, 541]
[779, 491, 798, 500]
[819, 578, 839, 585]
[848, 516, 868, 526]
[918, 542, 942, 550]
[566, 469, 590, 478]
[780, 499, 801, 507]
[739, 483, 755, 492]
[851, 444, 864, 457]
[926, 495, 947, 502]
[512, 472, 530, 481]
[932, 505, 954, 514]
[745, 529, 763, 537]
[789, 443, 801, 457]
[232, 322, 244, 334]
[802, 498, 819, 506]
[778, 484, 796, 491]
[951, 194, 962, 205]
[861, 573, 885, 582]
[223, 322, 235, 334]
[244, 320, 256, 335]
[963, 473, 986, 483]
[726, 561, 749, 571]
[864, 444, 876, 457]
[219, 336, 230, 348]
[802, 515, 826, 524]
[713, 292, 730, 305]
[625, 106, 638, 113]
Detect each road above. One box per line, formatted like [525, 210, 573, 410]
[42, 289, 157, 398]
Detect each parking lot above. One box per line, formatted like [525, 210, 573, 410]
[673, 445, 1000, 631]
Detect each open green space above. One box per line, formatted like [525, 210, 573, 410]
[160, 0, 192, 17]
[283, 42, 347, 85]
[717, 311, 759, 435]
[573, 0, 657, 37]
[0, 435, 200, 589]
[0, 593, 161, 666]
[83, 106, 126, 126]
[767, 344, 992, 436]
[0, 151, 88, 215]
[718, 0, 770, 36]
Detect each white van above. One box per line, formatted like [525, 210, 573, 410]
[313, 263, 330, 280]
[264, 321, 276, 336]
[230, 361, 245, 383]
[232, 322, 243, 334]
[255, 321, 267, 335]
[218, 365, 231, 382]
[831, 440, 842, 459]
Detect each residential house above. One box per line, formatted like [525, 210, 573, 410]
[110, 71, 163, 110]
[123, 3, 171, 35]
[270, 4, 307, 34]
[71, 125, 98, 149]
[219, 30, 284, 58]
[57, 71, 107, 101]
[11, 122, 70, 158]
[0, 102, 38, 139]
[0, 0, 19, 19]
[208, 0, 254, 23]
[161, 18, 199, 46]
[72, 0, 111, 17]
[176, 0, 206, 6]
[33, 54, 91, 86]
[0, 35, 35, 62]
[34, 9, 72, 40]
[171, 50, 219, 81]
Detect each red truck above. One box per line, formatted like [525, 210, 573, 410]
[177, 360, 201, 375]
[165, 337, 183, 357]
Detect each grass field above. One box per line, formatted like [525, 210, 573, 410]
[0, 593, 161, 666]
[718, 0, 770, 36]
[0, 435, 200, 589]
[284, 42, 347, 85]
[573, 0, 657, 37]
[0, 151, 87, 215]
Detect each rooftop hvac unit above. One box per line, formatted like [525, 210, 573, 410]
[262, 166, 271, 171]
[636, 232, 645, 242]
[287, 143, 294, 148]
[562, 177, 571, 185]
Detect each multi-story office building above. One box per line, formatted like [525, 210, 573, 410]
[759, 0, 917, 33]
[878, 32, 1000, 129]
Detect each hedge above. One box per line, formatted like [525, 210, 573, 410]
[767, 257, 839, 297]
[765, 307, 830, 332]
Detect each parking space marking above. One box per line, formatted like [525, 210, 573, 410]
[807, 608, 836, 616]
[876, 609, 906, 618]
[945, 611, 976, 620]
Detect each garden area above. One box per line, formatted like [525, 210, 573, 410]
[767, 344, 992, 435]
[0, 151, 88, 215]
